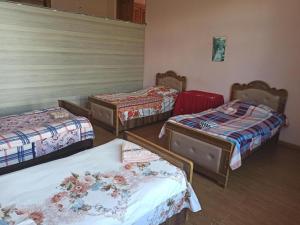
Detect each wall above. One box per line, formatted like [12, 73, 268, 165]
[0, 2, 144, 116]
[144, 0, 300, 145]
[51, 0, 117, 19]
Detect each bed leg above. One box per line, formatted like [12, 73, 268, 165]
[166, 129, 172, 151]
[223, 170, 230, 188]
[216, 168, 230, 188]
[271, 132, 280, 146]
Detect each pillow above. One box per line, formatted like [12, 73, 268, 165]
[48, 110, 70, 120]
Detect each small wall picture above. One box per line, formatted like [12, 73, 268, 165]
[212, 37, 226, 62]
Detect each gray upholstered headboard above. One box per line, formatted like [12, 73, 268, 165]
[230, 81, 288, 114]
[156, 71, 187, 92]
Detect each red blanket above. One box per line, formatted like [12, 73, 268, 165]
[173, 90, 224, 115]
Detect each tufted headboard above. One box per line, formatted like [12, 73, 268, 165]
[230, 81, 288, 114]
[156, 71, 187, 92]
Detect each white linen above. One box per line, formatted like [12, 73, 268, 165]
[0, 139, 201, 225]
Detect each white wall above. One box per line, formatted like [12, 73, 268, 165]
[144, 0, 300, 145]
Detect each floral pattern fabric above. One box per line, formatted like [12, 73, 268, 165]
[0, 108, 74, 134]
[0, 139, 201, 225]
[93, 86, 179, 124]
[34, 129, 81, 157]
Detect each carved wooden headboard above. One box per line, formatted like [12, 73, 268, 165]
[156, 71, 187, 92]
[230, 81, 288, 114]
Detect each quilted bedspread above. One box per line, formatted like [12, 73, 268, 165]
[0, 108, 94, 168]
[160, 100, 286, 170]
[93, 86, 179, 124]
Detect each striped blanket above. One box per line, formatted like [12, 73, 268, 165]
[160, 100, 286, 170]
[93, 86, 178, 124]
[0, 107, 94, 168]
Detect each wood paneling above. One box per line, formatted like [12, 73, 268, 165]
[0, 2, 145, 116]
[51, 0, 116, 19]
[133, 2, 145, 24]
[117, 0, 134, 22]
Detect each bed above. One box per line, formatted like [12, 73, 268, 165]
[88, 70, 186, 136]
[160, 81, 288, 187]
[0, 132, 201, 225]
[0, 106, 94, 175]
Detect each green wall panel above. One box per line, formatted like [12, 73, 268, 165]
[0, 2, 145, 116]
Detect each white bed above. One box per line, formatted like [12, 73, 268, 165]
[0, 138, 200, 225]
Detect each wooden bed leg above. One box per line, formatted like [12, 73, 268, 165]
[271, 132, 280, 146]
[215, 170, 230, 188]
[223, 169, 230, 188]
[166, 129, 172, 151]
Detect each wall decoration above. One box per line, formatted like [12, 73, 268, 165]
[212, 37, 226, 62]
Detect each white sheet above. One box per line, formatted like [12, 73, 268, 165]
[0, 139, 201, 225]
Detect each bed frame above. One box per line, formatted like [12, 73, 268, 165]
[0, 139, 93, 175]
[124, 131, 193, 225]
[88, 70, 186, 136]
[0, 105, 94, 176]
[165, 80, 288, 188]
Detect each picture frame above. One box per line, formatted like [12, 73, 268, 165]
[212, 37, 226, 62]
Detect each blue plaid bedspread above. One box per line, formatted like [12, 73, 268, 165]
[0, 107, 94, 168]
[161, 100, 286, 170]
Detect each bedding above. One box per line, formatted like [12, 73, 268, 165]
[121, 141, 160, 163]
[160, 100, 286, 170]
[93, 86, 179, 124]
[0, 139, 201, 225]
[0, 107, 94, 169]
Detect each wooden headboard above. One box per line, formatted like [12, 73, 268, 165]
[156, 71, 187, 92]
[230, 80, 288, 114]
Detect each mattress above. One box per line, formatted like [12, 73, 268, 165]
[0, 107, 94, 169]
[0, 139, 201, 225]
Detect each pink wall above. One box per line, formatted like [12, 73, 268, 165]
[143, 0, 300, 145]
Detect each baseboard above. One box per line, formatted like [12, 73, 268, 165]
[278, 141, 300, 151]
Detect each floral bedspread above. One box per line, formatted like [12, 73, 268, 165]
[0, 139, 201, 225]
[93, 86, 179, 124]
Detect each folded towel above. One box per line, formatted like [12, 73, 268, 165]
[122, 141, 143, 151]
[49, 110, 70, 120]
[199, 120, 218, 129]
[121, 141, 160, 164]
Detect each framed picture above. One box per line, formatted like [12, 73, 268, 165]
[212, 37, 226, 62]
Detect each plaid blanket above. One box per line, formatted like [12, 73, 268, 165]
[0, 107, 94, 168]
[94, 86, 178, 124]
[160, 100, 286, 170]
